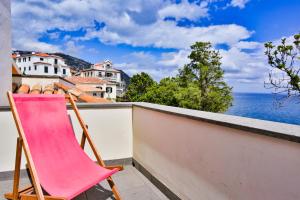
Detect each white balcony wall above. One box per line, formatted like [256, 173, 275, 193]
[132, 103, 300, 200]
[0, 104, 132, 172]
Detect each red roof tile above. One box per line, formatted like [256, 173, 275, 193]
[34, 53, 49, 57]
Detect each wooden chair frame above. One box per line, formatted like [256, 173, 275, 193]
[4, 92, 123, 200]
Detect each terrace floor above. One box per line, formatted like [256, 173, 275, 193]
[0, 165, 168, 200]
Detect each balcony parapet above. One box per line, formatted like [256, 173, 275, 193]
[2, 101, 298, 143]
[133, 102, 300, 143]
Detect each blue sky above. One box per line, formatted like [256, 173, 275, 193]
[11, 0, 300, 93]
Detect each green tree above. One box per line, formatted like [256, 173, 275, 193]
[178, 42, 233, 112]
[264, 33, 300, 98]
[122, 42, 233, 113]
[140, 77, 201, 109]
[175, 82, 201, 109]
[140, 77, 179, 106]
[123, 72, 156, 101]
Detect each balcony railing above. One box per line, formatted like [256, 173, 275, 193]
[103, 76, 117, 82]
[1, 103, 300, 199]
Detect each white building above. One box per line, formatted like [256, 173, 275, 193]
[79, 60, 126, 97]
[13, 52, 71, 77]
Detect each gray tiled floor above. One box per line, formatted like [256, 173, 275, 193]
[0, 165, 168, 200]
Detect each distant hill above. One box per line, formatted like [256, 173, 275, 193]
[51, 53, 92, 70]
[118, 69, 131, 86]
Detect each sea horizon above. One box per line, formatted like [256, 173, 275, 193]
[226, 92, 300, 125]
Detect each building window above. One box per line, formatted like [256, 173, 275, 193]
[98, 72, 102, 77]
[93, 93, 97, 96]
[18, 58, 21, 62]
[54, 59, 58, 64]
[100, 93, 104, 98]
[28, 57, 31, 61]
[19, 67, 21, 71]
[24, 67, 26, 71]
[40, 57, 44, 61]
[29, 66, 31, 71]
[34, 65, 37, 70]
[106, 87, 112, 93]
[106, 72, 113, 77]
[23, 58, 26, 62]
[54, 67, 58, 74]
[44, 66, 48, 73]
[63, 69, 66, 75]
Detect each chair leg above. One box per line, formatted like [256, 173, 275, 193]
[5, 137, 23, 200]
[106, 176, 121, 200]
[5, 186, 34, 200]
[20, 194, 65, 200]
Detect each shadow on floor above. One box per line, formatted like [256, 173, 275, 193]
[85, 184, 115, 200]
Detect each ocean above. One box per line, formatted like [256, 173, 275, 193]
[226, 93, 300, 125]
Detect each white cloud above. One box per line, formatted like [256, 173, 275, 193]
[230, 0, 250, 9]
[64, 40, 84, 56]
[158, 50, 190, 67]
[84, 22, 252, 49]
[115, 51, 184, 81]
[234, 41, 263, 50]
[220, 45, 267, 83]
[158, 0, 208, 21]
[11, 0, 252, 51]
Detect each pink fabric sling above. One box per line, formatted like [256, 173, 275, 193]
[13, 94, 118, 199]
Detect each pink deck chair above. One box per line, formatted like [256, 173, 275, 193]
[5, 92, 122, 200]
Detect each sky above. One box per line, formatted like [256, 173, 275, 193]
[11, 0, 300, 93]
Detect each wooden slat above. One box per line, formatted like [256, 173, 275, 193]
[20, 194, 65, 200]
[5, 186, 34, 200]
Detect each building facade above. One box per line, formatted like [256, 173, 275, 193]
[66, 76, 117, 100]
[13, 52, 71, 77]
[79, 60, 126, 97]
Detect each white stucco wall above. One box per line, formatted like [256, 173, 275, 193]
[0, 105, 132, 172]
[20, 77, 61, 88]
[133, 105, 300, 200]
[0, 0, 12, 106]
[15, 55, 71, 77]
[12, 76, 75, 90]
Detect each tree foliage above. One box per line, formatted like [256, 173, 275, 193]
[178, 42, 233, 112]
[123, 72, 156, 101]
[264, 33, 300, 98]
[122, 42, 233, 113]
